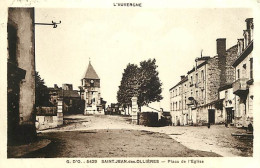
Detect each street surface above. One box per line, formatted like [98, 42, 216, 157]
[26, 115, 252, 157]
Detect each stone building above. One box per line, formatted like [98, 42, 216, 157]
[48, 84, 84, 114]
[232, 18, 254, 128]
[169, 76, 188, 126]
[170, 38, 238, 126]
[81, 61, 104, 114]
[7, 8, 37, 144]
[58, 84, 82, 114]
[48, 84, 61, 105]
[218, 84, 235, 125]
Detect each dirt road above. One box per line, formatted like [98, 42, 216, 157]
[33, 115, 252, 157]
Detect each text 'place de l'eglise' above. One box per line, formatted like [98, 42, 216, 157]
[7, 8, 254, 158]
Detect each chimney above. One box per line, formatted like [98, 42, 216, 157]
[237, 39, 244, 55]
[245, 18, 253, 43]
[54, 84, 58, 89]
[245, 18, 253, 30]
[181, 75, 185, 80]
[62, 84, 73, 90]
[216, 38, 227, 87]
[216, 38, 226, 56]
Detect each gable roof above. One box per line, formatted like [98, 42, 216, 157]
[169, 76, 188, 91]
[232, 41, 253, 67]
[84, 62, 100, 79]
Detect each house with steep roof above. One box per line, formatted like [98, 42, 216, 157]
[81, 61, 104, 114]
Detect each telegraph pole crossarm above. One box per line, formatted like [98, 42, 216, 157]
[34, 20, 61, 28]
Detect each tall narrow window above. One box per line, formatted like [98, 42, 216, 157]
[184, 97, 186, 109]
[201, 70, 204, 81]
[237, 69, 240, 79]
[250, 58, 253, 79]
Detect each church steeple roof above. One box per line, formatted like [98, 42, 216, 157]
[84, 61, 100, 79]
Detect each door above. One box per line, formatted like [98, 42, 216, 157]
[226, 108, 234, 124]
[208, 109, 215, 124]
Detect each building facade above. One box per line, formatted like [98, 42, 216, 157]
[219, 84, 235, 125]
[7, 8, 37, 144]
[170, 38, 238, 126]
[170, 76, 188, 125]
[58, 84, 82, 114]
[81, 62, 104, 115]
[232, 18, 254, 128]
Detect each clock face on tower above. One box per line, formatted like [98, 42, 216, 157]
[90, 80, 94, 84]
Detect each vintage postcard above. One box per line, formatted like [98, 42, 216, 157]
[0, 0, 260, 167]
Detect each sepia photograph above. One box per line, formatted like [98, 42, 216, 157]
[1, 0, 260, 167]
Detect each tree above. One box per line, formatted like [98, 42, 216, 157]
[117, 63, 139, 113]
[117, 59, 163, 112]
[138, 58, 163, 110]
[35, 71, 49, 107]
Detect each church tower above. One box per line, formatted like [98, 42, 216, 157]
[81, 61, 103, 115]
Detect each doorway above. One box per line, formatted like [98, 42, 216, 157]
[226, 108, 234, 124]
[208, 109, 215, 124]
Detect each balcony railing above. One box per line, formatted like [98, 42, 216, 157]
[233, 78, 249, 96]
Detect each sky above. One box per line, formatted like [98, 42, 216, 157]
[34, 8, 252, 111]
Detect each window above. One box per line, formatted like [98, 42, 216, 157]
[250, 58, 253, 79]
[196, 90, 198, 98]
[190, 76, 193, 85]
[237, 69, 240, 79]
[201, 70, 204, 81]
[225, 90, 228, 99]
[243, 63, 247, 69]
[195, 73, 198, 84]
[184, 97, 187, 109]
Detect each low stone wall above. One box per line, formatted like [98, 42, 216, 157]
[36, 107, 57, 116]
[36, 116, 57, 130]
[35, 106, 63, 130]
[139, 112, 158, 127]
